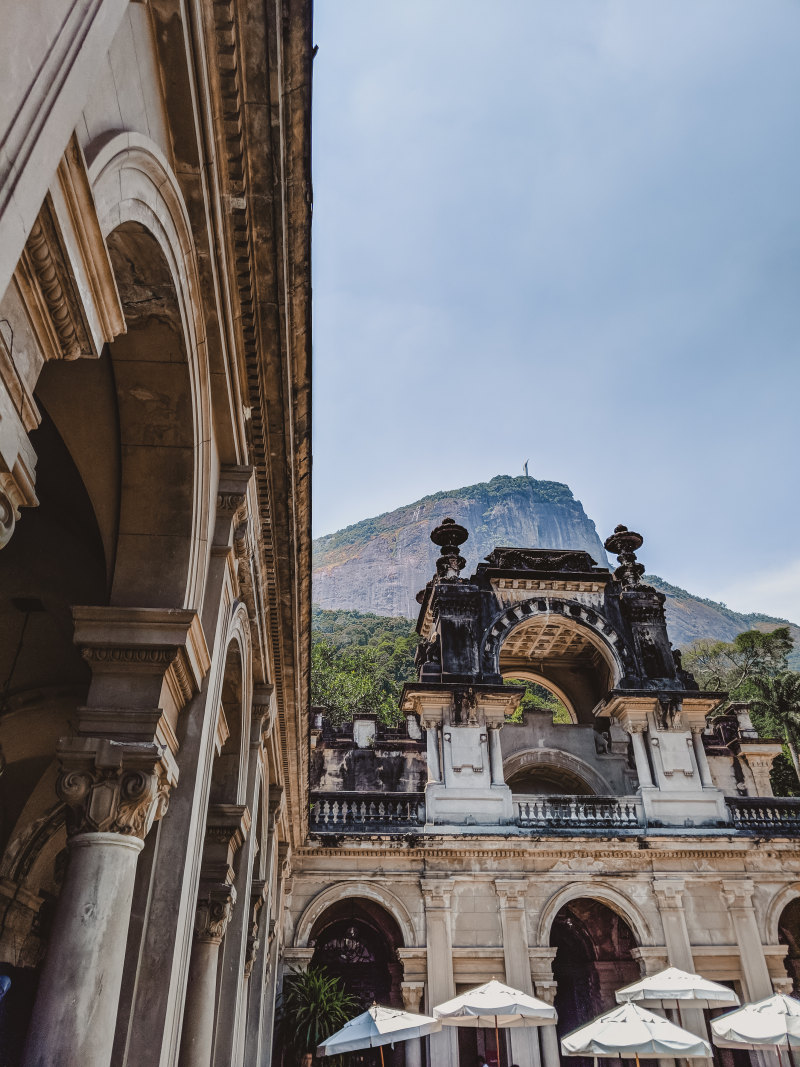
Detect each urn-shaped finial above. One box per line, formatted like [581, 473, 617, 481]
[604, 524, 645, 588]
[430, 517, 468, 581]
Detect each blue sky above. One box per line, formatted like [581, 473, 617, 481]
[311, 1, 800, 621]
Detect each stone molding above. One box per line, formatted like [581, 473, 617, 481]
[652, 878, 686, 910]
[631, 946, 670, 975]
[194, 884, 236, 945]
[56, 736, 177, 839]
[534, 980, 557, 1005]
[19, 194, 94, 360]
[203, 803, 250, 884]
[721, 879, 756, 911]
[73, 606, 210, 716]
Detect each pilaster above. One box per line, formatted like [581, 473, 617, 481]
[721, 880, 773, 1001]
[421, 878, 457, 1062]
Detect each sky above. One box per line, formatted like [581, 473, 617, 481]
[311, 1, 800, 622]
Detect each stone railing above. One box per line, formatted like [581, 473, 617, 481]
[514, 794, 645, 831]
[727, 797, 800, 835]
[309, 792, 425, 834]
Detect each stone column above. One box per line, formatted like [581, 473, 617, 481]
[690, 727, 715, 789]
[721, 880, 773, 1001]
[496, 880, 541, 1067]
[426, 724, 442, 783]
[744, 751, 778, 798]
[534, 982, 560, 1067]
[653, 879, 708, 1060]
[489, 724, 505, 786]
[22, 738, 175, 1067]
[402, 982, 426, 1067]
[421, 879, 457, 1063]
[179, 885, 236, 1067]
[628, 724, 655, 788]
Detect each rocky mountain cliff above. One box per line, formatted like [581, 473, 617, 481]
[313, 476, 608, 618]
[313, 475, 800, 660]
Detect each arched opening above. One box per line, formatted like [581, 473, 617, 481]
[507, 764, 595, 795]
[308, 897, 404, 1064]
[498, 612, 618, 724]
[778, 896, 800, 992]
[550, 898, 639, 1067]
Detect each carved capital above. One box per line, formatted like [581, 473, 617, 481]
[278, 841, 292, 879]
[214, 465, 254, 548]
[652, 878, 686, 910]
[195, 884, 236, 944]
[495, 878, 528, 908]
[421, 878, 454, 909]
[267, 786, 285, 834]
[535, 980, 557, 1005]
[244, 881, 267, 979]
[57, 737, 177, 839]
[251, 684, 275, 745]
[401, 981, 425, 1013]
[721, 879, 756, 911]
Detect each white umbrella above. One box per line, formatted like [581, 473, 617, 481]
[316, 1003, 441, 1065]
[434, 978, 557, 1064]
[561, 1001, 712, 1065]
[616, 968, 740, 1010]
[711, 993, 800, 1066]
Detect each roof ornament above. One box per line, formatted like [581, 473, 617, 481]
[430, 517, 468, 582]
[604, 524, 645, 588]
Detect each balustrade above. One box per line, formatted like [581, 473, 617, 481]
[310, 792, 424, 833]
[514, 794, 644, 830]
[727, 797, 800, 834]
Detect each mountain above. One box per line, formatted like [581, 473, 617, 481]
[313, 475, 608, 618]
[312, 475, 800, 664]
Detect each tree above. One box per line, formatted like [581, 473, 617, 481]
[748, 671, 800, 783]
[682, 627, 793, 697]
[275, 966, 357, 1066]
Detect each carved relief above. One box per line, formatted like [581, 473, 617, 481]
[195, 887, 236, 944]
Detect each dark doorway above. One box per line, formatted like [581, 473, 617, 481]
[550, 898, 639, 1067]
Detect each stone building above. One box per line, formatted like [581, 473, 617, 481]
[299, 520, 800, 1067]
[0, 1, 312, 1064]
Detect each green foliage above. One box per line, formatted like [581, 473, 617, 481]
[771, 752, 800, 798]
[682, 627, 794, 698]
[311, 609, 417, 725]
[504, 678, 571, 723]
[275, 966, 357, 1066]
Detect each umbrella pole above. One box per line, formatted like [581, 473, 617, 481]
[788, 1044, 799, 1067]
[379, 1045, 385, 1067]
[635, 1054, 641, 1067]
[495, 1015, 501, 1067]
[777, 1045, 784, 1067]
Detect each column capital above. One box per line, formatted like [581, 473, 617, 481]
[421, 878, 455, 907]
[653, 878, 686, 909]
[495, 878, 529, 908]
[267, 785, 285, 832]
[772, 977, 794, 995]
[251, 684, 275, 745]
[243, 882, 267, 979]
[534, 980, 557, 1005]
[401, 981, 425, 1013]
[194, 884, 236, 945]
[631, 946, 670, 975]
[57, 736, 177, 839]
[721, 879, 756, 910]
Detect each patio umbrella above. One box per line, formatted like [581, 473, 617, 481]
[711, 993, 800, 1067]
[561, 1000, 712, 1066]
[434, 978, 557, 1064]
[316, 1003, 441, 1065]
[616, 968, 740, 1010]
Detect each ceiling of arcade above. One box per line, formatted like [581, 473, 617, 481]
[499, 615, 607, 674]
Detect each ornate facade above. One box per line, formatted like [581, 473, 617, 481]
[0, 1, 311, 1064]
[300, 521, 800, 1066]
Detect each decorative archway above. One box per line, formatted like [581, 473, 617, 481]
[294, 881, 418, 949]
[536, 882, 654, 947]
[503, 748, 612, 796]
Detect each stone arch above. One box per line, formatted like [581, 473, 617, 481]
[484, 598, 626, 722]
[87, 134, 213, 612]
[210, 602, 254, 807]
[503, 748, 613, 796]
[499, 667, 577, 723]
[294, 882, 418, 949]
[536, 881, 654, 947]
[765, 883, 800, 945]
